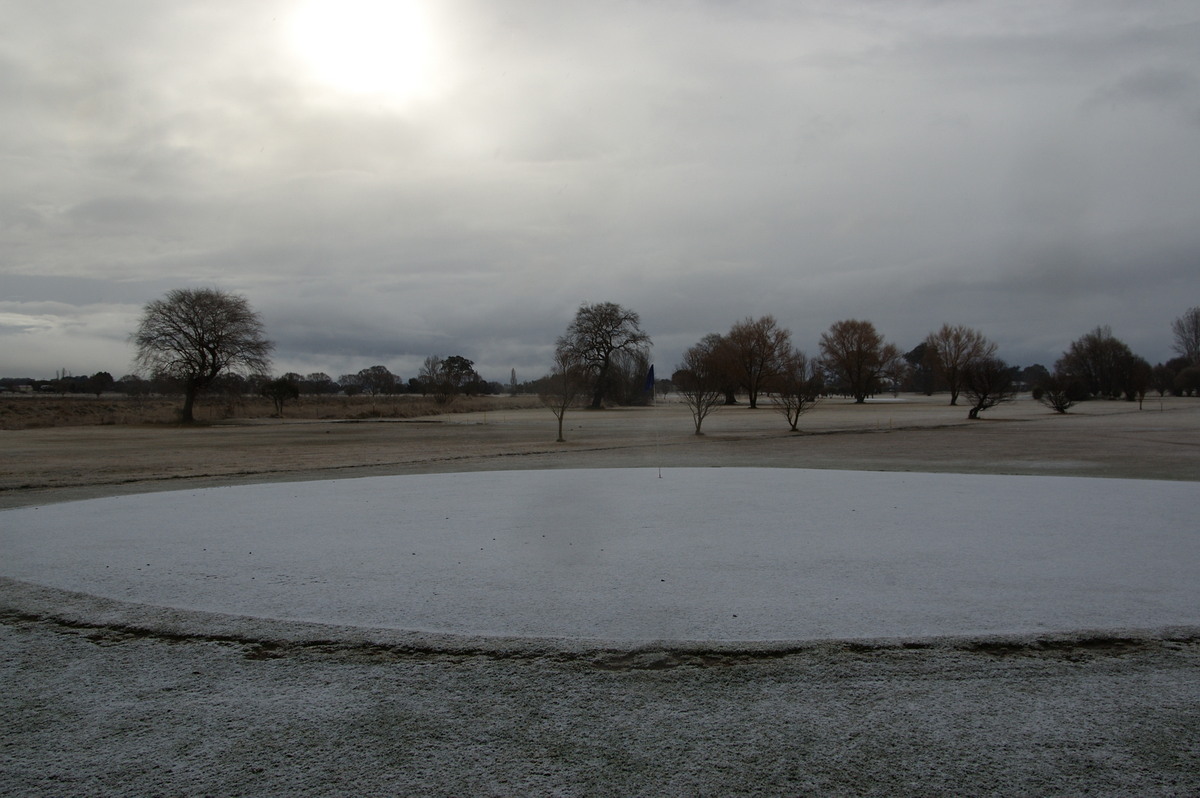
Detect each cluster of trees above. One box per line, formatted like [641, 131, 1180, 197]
[664, 306, 1200, 433]
[1030, 318, 1200, 413]
[671, 317, 821, 434]
[535, 302, 654, 440]
[262, 361, 505, 402]
[34, 288, 1197, 428]
[1, 370, 118, 396]
[233, 359, 508, 418]
[308, 359, 503, 400]
[668, 316, 1020, 432]
[121, 288, 509, 420]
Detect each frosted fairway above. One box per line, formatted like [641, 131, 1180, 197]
[2, 469, 1196, 643]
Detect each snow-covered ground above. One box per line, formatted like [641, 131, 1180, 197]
[3, 468, 1196, 644]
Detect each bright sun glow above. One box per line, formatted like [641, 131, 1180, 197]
[289, 0, 438, 105]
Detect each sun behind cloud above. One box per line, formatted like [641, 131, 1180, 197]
[288, 0, 440, 106]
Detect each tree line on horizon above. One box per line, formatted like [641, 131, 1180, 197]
[4, 289, 1198, 427]
[534, 301, 1200, 438]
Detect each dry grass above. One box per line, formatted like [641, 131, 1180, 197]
[0, 393, 544, 430]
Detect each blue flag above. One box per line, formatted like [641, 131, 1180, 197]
[643, 364, 655, 393]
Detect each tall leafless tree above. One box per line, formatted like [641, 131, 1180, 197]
[556, 302, 651, 409]
[1171, 306, 1200, 366]
[924, 324, 997, 405]
[697, 333, 741, 405]
[1056, 326, 1135, 399]
[725, 315, 792, 409]
[131, 288, 272, 422]
[818, 319, 901, 403]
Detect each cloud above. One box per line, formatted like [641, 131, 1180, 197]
[2, 1, 1198, 380]
[0, 299, 139, 376]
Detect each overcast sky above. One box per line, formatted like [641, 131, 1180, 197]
[2, 1, 1198, 382]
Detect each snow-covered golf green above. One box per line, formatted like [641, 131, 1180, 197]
[3, 468, 1195, 643]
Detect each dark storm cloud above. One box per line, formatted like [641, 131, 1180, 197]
[2, 0, 1198, 379]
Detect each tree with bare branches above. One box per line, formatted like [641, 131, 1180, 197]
[1032, 374, 1079, 414]
[673, 334, 727, 435]
[725, 316, 792, 409]
[131, 288, 272, 423]
[769, 348, 822, 431]
[697, 332, 741, 405]
[1171, 306, 1200, 366]
[1056, 326, 1135, 399]
[924, 324, 998, 405]
[962, 357, 1016, 419]
[539, 348, 588, 442]
[818, 319, 900, 403]
[556, 302, 651, 409]
[261, 376, 299, 417]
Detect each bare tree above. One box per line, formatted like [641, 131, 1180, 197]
[131, 288, 272, 422]
[417, 355, 442, 397]
[769, 348, 822, 431]
[673, 334, 726, 435]
[818, 319, 901, 403]
[260, 376, 300, 417]
[924, 324, 997, 405]
[725, 316, 793, 409]
[1176, 366, 1200, 396]
[556, 302, 652, 409]
[1151, 363, 1176, 397]
[1121, 355, 1154, 407]
[425, 355, 480, 404]
[692, 332, 741, 405]
[1032, 373, 1079, 414]
[962, 357, 1016, 419]
[903, 342, 936, 395]
[1171, 306, 1200, 366]
[606, 347, 653, 406]
[539, 349, 587, 442]
[1055, 326, 1135, 399]
[301, 372, 337, 395]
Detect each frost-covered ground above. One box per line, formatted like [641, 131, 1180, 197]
[3, 464, 1199, 796]
[2, 468, 1197, 644]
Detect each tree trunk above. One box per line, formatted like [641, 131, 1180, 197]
[590, 358, 610, 409]
[180, 382, 199, 423]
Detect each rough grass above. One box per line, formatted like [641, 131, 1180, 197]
[0, 394, 544, 430]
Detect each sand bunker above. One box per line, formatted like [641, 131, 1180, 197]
[2, 468, 1196, 644]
